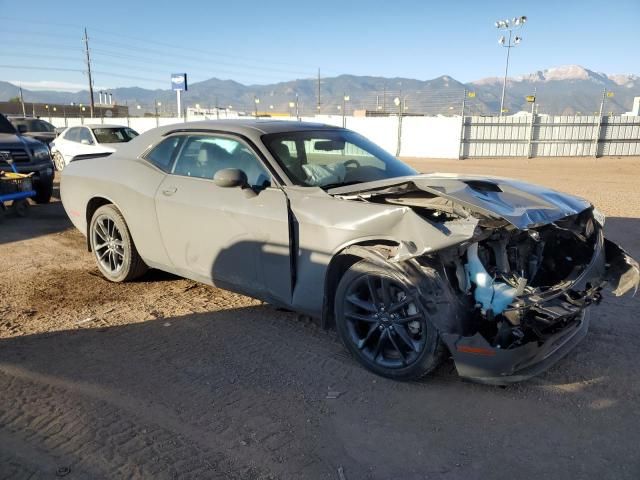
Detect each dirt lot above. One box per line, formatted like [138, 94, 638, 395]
[1, 157, 639, 479]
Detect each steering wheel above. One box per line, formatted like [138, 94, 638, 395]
[343, 159, 361, 170]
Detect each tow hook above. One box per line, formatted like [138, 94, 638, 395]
[593, 292, 603, 305]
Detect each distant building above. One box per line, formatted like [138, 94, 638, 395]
[186, 106, 241, 119]
[0, 101, 129, 118]
[623, 96, 640, 116]
[353, 109, 425, 117]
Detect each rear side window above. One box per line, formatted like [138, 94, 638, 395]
[144, 136, 183, 172]
[78, 128, 94, 144]
[64, 127, 80, 142]
[171, 134, 271, 188]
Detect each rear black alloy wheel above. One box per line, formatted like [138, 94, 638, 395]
[335, 261, 444, 380]
[89, 204, 147, 282]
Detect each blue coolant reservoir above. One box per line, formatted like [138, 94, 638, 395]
[465, 243, 517, 315]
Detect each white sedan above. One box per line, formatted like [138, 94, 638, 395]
[50, 124, 138, 170]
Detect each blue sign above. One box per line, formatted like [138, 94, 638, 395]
[171, 73, 188, 91]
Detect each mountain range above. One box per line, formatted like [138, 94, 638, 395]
[1, 65, 638, 116]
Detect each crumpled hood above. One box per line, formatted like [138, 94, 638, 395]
[329, 173, 592, 229]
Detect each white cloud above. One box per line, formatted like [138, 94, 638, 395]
[9, 80, 108, 92]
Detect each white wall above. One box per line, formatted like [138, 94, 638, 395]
[46, 114, 464, 159]
[48, 113, 637, 159]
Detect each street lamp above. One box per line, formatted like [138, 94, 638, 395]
[394, 97, 403, 156]
[495, 15, 527, 116]
[254, 96, 260, 118]
[342, 94, 350, 128]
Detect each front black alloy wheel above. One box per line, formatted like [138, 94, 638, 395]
[335, 260, 446, 380]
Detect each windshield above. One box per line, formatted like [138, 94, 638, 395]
[92, 127, 138, 143]
[263, 129, 416, 188]
[13, 119, 55, 133]
[0, 114, 17, 134]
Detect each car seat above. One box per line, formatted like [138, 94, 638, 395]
[272, 142, 306, 183]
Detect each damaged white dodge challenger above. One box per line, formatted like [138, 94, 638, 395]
[61, 120, 639, 384]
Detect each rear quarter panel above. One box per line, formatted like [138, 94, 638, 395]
[60, 155, 171, 268]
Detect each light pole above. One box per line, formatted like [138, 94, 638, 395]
[254, 96, 260, 118]
[342, 94, 350, 128]
[394, 96, 403, 156]
[495, 16, 527, 116]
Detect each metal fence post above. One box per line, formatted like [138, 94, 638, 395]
[526, 98, 536, 158]
[458, 89, 467, 159]
[593, 88, 606, 158]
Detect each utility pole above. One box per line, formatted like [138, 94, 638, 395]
[154, 99, 159, 127]
[383, 83, 387, 113]
[83, 27, 95, 118]
[317, 68, 321, 114]
[19, 86, 26, 116]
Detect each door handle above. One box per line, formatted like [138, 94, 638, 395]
[162, 187, 177, 196]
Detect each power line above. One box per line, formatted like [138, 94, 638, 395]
[0, 17, 339, 74]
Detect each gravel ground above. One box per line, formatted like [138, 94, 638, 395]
[0, 157, 639, 479]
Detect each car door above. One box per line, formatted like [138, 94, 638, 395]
[154, 133, 292, 303]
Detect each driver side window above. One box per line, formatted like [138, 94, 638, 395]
[172, 135, 271, 188]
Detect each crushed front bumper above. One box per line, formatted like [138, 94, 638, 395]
[442, 311, 589, 385]
[440, 230, 639, 386]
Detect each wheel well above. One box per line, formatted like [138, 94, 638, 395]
[321, 241, 398, 329]
[86, 197, 112, 251]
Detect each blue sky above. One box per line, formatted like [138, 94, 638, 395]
[0, 0, 638, 91]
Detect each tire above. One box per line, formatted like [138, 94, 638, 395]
[335, 259, 447, 380]
[12, 199, 29, 217]
[89, 204, 148, 282]
[33, 179, 53, 204]
[52, 151, 65, 171]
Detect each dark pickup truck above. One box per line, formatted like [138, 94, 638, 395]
[0, 113, 54, 203]
[7, 116, 57, 146]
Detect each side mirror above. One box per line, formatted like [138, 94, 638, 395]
[17, 124, 27, 134]
[213, 168, 249, 188]
[80, 139, 92, 145]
